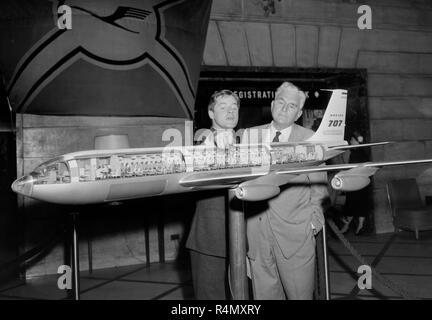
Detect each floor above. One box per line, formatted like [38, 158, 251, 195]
[1, 230, 432, 300]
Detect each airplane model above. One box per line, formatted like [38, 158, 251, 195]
[11, 89, 432, 205]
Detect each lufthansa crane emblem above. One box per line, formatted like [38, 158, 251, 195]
[7, 0, 195, 117]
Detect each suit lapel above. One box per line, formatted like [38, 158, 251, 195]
[288, 124, 300, 142]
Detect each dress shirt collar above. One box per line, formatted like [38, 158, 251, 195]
[269, 122, 292, 143]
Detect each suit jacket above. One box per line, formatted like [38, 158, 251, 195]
[244, 123, 328, 261]
[185, 128, 235, 258]
[186, 190, 227, 257]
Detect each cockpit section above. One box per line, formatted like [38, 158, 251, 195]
[32, 162, 71, 185]
[11, 160, 70, 196]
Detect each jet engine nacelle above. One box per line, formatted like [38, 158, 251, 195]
[331, 175, 370, 191]
[234, 184, 280, 201]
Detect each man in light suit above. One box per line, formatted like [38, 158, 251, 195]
[244, 82, 328, 300]
[186, 89, 240, 300]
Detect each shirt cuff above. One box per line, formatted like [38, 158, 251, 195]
[311, 222, 317, 235]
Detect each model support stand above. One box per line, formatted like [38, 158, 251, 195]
[226, 189, 331, 301]
[227, 188, 249, 300]
[322, 223, 330, 300]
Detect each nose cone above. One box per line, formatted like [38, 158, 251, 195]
[11, 175, 34, 197]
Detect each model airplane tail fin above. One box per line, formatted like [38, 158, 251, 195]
[307, 89, 347, 144]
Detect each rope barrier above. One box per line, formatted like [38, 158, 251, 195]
[326, 218, 418, 300]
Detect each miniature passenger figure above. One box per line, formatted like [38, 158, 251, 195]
[186, 90, 240, 300]
[244, 82, 328, 300]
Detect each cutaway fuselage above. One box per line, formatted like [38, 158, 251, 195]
[12, 142, 338, 205]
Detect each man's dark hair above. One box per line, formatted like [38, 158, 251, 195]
[208, 90, 240, 111]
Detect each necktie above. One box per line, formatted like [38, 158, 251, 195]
[272, 131, 281, 142]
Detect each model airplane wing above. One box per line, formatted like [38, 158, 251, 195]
[328, 141, 392, 150]
[180, 158, 432, 199]
[275, 159, 432, 175]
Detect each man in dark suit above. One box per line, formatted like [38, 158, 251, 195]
[186, 90, 240, 300]
[244, 82, 328, 300]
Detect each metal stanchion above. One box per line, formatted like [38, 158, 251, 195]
[227, 189, 248, 300]
[70, 212, 80, 300]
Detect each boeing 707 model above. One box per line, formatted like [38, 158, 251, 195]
[11, 89, 432, 205]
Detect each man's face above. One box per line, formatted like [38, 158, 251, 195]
[271, 92, 302, 128]
[209, 95, 239, 129]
